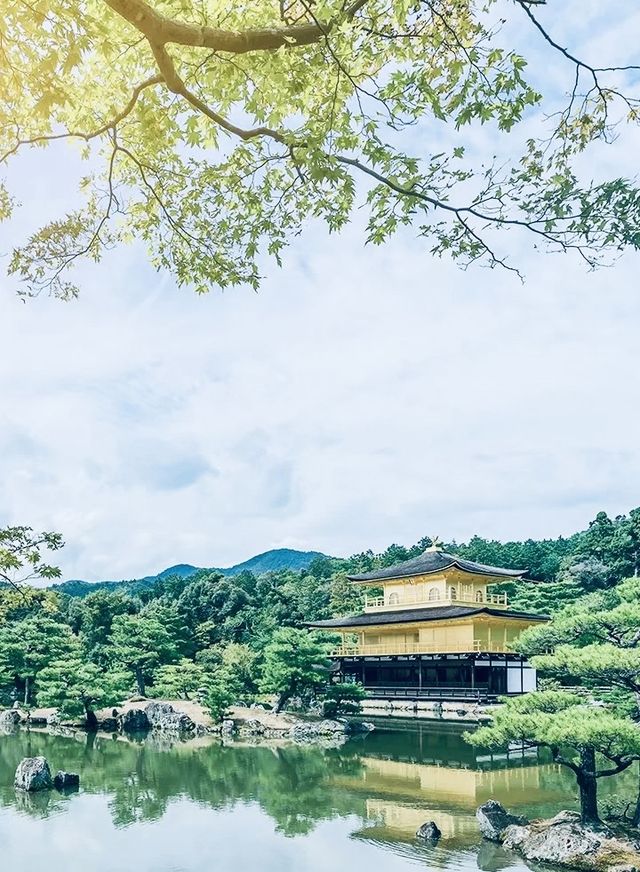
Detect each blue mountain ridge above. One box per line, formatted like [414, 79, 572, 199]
[52, 548, 328, 597]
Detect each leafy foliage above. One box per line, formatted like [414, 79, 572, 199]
[0, 612, 76, 705]
[260, 628, 331, 712]
[322, 682, 365, 718]
[0, 527, 64, 591]
[152, 658, 208, 700]
[37, 651, 129, 723]
[2, 1, 640, 297]
[108, 611, 180, 695]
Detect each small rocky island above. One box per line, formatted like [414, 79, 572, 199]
[14, 756, 79, 793]
[476, 801, 640, 872]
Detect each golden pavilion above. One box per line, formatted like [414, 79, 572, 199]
[308, 542, 548, 700]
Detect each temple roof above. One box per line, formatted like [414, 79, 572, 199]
[307, 604, 547, 629]
[347, 549, 526, 584]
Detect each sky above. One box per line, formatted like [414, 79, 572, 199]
[1, 1, 639, 581]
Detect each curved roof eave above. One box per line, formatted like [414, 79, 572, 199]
[347, 555, 526, 584]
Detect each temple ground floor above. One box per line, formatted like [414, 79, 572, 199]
[333, 652, 536, 702]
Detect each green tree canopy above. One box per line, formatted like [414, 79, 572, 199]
[515, 576, 640, 825]
[2, 0, 640, 298]
[108, 611, 179, 695]
[37, 646, 129, 728]
[152, 658, 208, 700]
[260, 627, 330, 711]
[469, 691, 640, 826]
[0, 613, 77, 705]
[66, 588, 138, 665]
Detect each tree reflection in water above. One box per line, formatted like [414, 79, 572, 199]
[0, 722, 630, 866]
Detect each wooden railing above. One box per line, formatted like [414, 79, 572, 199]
[330, 640, 509, 657]
[364, 686, 486, 701]
[363, 592, 508, 613]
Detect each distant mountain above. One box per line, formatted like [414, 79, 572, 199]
[221, 548, 326, 576]
[52, 548, 327, 597]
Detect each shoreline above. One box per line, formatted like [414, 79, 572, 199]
[2, 701, 374, 746]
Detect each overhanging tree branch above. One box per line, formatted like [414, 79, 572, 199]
[103, 0, 369, 53]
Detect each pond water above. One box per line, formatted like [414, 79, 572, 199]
[0, 722, 630, 872]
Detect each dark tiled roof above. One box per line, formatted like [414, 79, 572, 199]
[347, 550, 526, 583]
[306, 605, 548, 629]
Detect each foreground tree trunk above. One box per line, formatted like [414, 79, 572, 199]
[577, 747, 600, 826]
[275, 691, 291, 714]
[134, 666, 146, 697]
[632, 763, 640, 828]
[84, 703, 98, 732]
[23, 676, 29, 706]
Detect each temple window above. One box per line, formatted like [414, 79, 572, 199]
[450, 586, 457, 600]
[475, 589, 484, 602]
[428, 587, 441, 601]
[388, 592, 400, 605]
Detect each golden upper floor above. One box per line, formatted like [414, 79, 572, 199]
[306, 545, 547, 655]
[347, 544, 524, 614]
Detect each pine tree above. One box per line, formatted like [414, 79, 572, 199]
[260, 628, 330, 712]
[469, 691, 640, 826]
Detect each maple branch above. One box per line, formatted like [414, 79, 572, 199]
[150, 43, 288, 143]
[0, 75, 163, 164]
[103, 0, 369, 54]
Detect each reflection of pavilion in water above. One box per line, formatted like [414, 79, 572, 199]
[336, 724, 571, 845]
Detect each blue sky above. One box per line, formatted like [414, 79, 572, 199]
[1, 1, 639, 580]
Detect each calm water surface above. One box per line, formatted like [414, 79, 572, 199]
[0, 721, 627, 872]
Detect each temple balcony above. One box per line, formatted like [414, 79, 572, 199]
[330, 639, 509, 657]
[363, 591, 508, 613]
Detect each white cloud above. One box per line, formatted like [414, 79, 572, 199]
[0, 0, 639, 580]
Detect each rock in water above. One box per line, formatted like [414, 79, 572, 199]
[119, 708, 150, 733]
[416, 821, 442, 842]
[502, 811, 603, 867]
[14, 757, 53, 791]
[53, 771, 80, 791]
[480, 807, 640, 870]
[476, 800, 529, 841]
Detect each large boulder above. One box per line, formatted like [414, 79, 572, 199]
[145, 702, 174, 725]
[502, 813, 602, 867]
[480, 806, 640, 871]
[98, 717, 119, 732]
[240, 718, 266, 736]
[119, 708, 150, 733]
[0, 710, 20, 729]
[416, 821, 442, 843]
[145, 703, 196, 734]
[14, 757, 53, 792]
[476, 800, 529, 842]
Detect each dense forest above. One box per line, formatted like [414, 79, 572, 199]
[0, 506, 638, 718]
